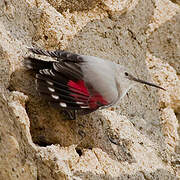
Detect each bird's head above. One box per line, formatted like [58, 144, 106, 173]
[116, 65, 165, 99]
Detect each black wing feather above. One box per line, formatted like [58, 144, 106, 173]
[53, 62, 82, 81]
[28, 48, 84, 63]
[24, 57, 53, 70]
[25, 50, 92, 111]
[36, 74, 89, 100]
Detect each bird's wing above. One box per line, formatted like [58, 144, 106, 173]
[28, 48, 84, 62]
[25, 49, 118, 114]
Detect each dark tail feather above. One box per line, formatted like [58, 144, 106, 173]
[24, 57, 53, 70]
[28, 48, 64, 58]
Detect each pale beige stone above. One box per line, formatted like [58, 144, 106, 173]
[146, 0, 180, 175]
[147, 0, 179, 34]
[146, 53, 180, 111]
[146, 0, 180, 153]
[161, 107, 179, 149]
[0, 0, 179, 179]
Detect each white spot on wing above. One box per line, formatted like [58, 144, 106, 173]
[35, 79, 38, 90]
[39, 69, 50, 75]
[36, 74, 39, 78]
[60, 102, 67, 107]
[46, 81, 53, 85]
[80, 106, 89, 109]
[66, 54, 70, 58]
[50, 70, 55, 76]
[26, 64, 33, 69]
[76, 102, 84, 105]
[48, 87, 55, 92]
[39, 70, 43, 74]
[44, 69, 50, 75]
[52, 94, 59, 99]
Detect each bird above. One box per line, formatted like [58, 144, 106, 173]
[24, 48, 165, 119]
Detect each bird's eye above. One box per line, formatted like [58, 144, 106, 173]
[125, 72, 129, 76]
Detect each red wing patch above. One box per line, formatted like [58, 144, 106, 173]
[68, 80, 89, 96]
[68, 80, 108, 109]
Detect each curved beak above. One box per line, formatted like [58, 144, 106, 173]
[128, 74, 166, 91]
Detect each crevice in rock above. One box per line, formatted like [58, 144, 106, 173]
[34, 136, 53, 147]
[75, 148, 83, 156]
[7, 85, 14, 92]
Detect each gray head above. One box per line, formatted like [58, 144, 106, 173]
[116, 65, 165, 99]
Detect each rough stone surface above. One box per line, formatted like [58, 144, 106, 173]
[0, 0, 180, 179]
[148, 11, 180, 73]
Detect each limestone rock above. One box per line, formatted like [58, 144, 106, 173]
[0, 0, 179, 179]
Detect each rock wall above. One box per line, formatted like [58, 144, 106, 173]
[0, 0, 179, 179]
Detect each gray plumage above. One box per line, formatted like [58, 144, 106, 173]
[24, 48, 165, 119]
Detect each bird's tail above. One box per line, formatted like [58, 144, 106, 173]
[24, 57, 53, 71]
